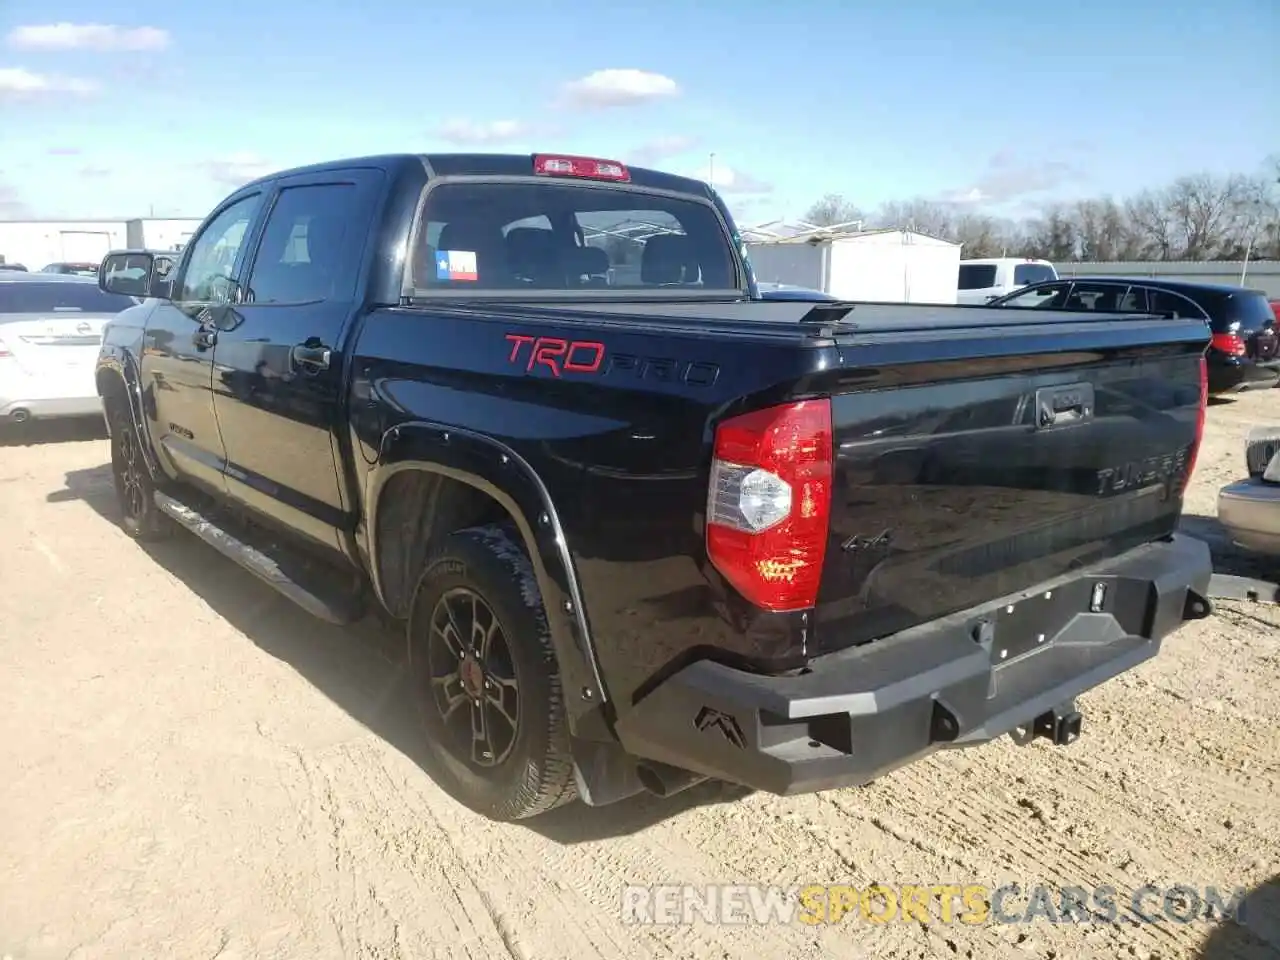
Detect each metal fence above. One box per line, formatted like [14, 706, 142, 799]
[1054, 260, 1280, 298]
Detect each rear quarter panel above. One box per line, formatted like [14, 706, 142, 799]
[349, 306, 836, 709]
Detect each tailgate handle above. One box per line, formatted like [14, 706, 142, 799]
[1035, 383, 1094, 428]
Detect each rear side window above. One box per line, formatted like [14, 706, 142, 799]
[957, 264, 997, 289]
[246, 183, 361, 304]
[408, 181, 737, 294]
[1149, 290, 1207, 321]
[1062, 283, 1126, 312]
[1013, 263, 1056, 285]
[0, 282, 137, 314]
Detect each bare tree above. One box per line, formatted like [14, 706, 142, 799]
[801, 159, 1280, 262]
[875, 199, 955, 240]
[1162, 173, 1248, 259]
[1020, 205, 1078, 261]
[802, 194, 865, 227]
[1072, 198, 1137, 261]
[1123, 190, 1178, 260]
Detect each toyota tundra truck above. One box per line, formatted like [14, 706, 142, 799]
[93, 152, 1215, 821]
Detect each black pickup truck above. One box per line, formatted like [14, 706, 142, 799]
[94, 152, 1215, 821]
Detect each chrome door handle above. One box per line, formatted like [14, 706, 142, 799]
[291, 343, 331, 370]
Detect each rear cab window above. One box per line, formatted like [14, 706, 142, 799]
[406, 178, 741, 299]
[1013, 263, 1056, 285]
[0, 282, 138, 314]
[957, 264, 998, 290]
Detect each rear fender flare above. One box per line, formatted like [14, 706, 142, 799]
[367, 421, 609, 730]
[96, 350, 163, 480]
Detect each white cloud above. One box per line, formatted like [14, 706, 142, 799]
[701, 163, 773, 196]
[561, 69, 679, 109]
[938, 151, 1083, 207]
[436, 119, 534, 145]
[200, 153, 277, 188]
[6, 23, 170, 52]
[0, 67, 98, 100]
[627, 135, 700, 167]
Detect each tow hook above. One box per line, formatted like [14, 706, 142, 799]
[1031, 702, 1082, 746]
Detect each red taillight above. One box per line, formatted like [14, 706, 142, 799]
[532, 154, 630, 182]
[0, 337, 10, 359]
[705, 399, 833, 612]
[1210, 332, 1246, 357]
[1183, 356, 1208, 490]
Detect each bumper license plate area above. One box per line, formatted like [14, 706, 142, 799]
[989, 580, 1089, 665]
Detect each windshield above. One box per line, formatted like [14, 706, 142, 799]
[995, 283, 1069, 308]
[0, 281, 139, 314]
[1013, 263, 1056, 285]
[407, 180, 739, 296]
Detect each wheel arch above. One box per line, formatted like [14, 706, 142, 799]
[95, 354, 163, 480]
[366, 421, 610, 734]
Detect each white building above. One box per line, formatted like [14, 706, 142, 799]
[745, 227, 963, 304]
[126, 218, 201, 252]
[0, 217, 203, 270]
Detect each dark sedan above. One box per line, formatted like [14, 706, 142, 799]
[989, 277, 1279, 395]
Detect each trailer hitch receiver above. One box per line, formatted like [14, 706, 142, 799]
[1032, 704, 1082, 746]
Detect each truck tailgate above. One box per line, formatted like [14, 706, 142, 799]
[815, 318, 1207, 655]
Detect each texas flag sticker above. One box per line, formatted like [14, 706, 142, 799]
[436, 249, 478, 282]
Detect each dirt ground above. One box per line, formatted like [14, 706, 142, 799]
[1, 391, 1277, 960]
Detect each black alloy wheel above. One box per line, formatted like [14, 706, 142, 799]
[408, 524, 577, 820]
[113, 418, 147, 521]
[426, 586, 520, 769]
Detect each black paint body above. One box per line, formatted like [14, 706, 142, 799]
[96, 154, 1212, 759]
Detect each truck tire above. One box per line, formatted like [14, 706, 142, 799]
[408, 524, 578, 820]
[107, 402, 171, 542]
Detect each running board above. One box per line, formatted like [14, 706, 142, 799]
[153, 491, 363, 624]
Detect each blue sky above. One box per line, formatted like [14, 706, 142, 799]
[2, 0, 1277, 225]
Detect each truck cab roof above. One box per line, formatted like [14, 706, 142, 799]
[238, 153, 718, 202]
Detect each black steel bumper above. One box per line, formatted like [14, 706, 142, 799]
[614, 534, 1214, 796]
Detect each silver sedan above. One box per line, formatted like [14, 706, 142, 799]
[1218, 427, 1280, 557]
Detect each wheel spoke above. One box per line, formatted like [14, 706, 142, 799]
[442, 596, 470, 654]
[484, 674, 518, 731]
[431, 619, 466, 661]
[470, 593, 488, 655]
[470, 698, 496, 764]
[432, 671, 468, 720]
[477, 605, 501, 661]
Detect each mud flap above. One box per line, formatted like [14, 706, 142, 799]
[570, 736, 646, 807]
[1207, 573, 1280, 605]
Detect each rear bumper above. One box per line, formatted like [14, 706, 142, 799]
[1210, 358, 1280, 393]
[1218, 478, 1280, 555]
[614, 534, 1213, 796]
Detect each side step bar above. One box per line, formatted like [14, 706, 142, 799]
[153, 491, 363, 625]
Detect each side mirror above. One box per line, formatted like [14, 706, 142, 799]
[98, 250, 175, 301]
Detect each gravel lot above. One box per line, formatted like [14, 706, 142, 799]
[1, 390, 1277, 960]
